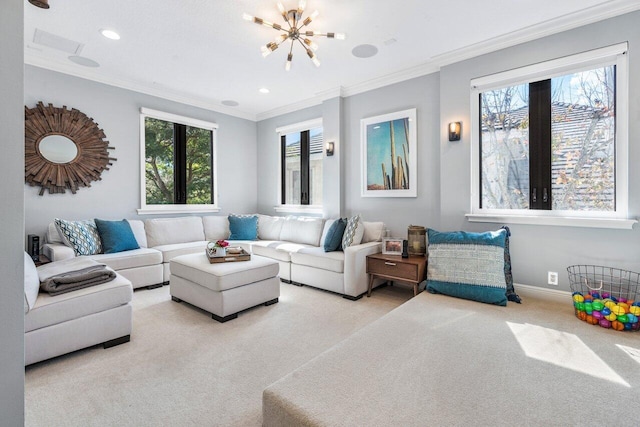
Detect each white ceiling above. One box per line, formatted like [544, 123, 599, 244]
[24, 0, 639, 121]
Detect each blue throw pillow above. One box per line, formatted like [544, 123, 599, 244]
[228, 215, 258, 240]
[94, 219, 140, 254]
[324, 218, 347, 252]
[426, 228, 508, 306]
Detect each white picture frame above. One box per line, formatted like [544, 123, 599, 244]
[361, 108, 417, 197]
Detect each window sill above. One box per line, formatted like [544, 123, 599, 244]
[137, 205, 221, 215]
[466, 213, 637, 230]
[274, 205, 323, 215]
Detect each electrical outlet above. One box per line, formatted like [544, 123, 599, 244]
[548, 271, 558, 286]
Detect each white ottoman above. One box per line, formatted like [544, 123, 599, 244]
[170, 253, 280, 322]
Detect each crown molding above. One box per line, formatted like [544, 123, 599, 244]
[432, 0, 640, 67]
[24, 53, 258, 122]
[341, 62, 439, 98]
[255, 95, 324, 122]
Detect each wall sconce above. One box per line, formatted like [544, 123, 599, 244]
[325, 141, 335, 156]
[28, 0, 50, 8]
[448, 122, 461, 141]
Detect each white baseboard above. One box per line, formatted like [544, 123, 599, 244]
[514, 283, 572, 304]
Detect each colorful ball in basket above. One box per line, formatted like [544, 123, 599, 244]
[584, 302, 593, 314]
[573, 293, 585, 303]
[592, 301, 604, 311]
[612, 305, 627, 316]
[599, 319, 611, 328]
[611, 321, 625, 331]
[626, 313, 638, 323]
[577, 311, 588, 321]
[605, 312, 617, 322]
[586, 315, 598, 325]
[592, 311, 603, 320]
[602, 292, 610, 299]
[602, 307, 611, 316]
[591, 292, 601, 299]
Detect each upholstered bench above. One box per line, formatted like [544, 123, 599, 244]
[169, 253, 280, 322]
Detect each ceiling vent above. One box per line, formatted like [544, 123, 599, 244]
[33, 29, 84, 54]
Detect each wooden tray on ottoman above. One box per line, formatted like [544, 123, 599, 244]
[207, 248, 251, 263]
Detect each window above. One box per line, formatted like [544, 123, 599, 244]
[139, 108, 218, 213]
[469, 43, 632, 227]
[277, 119, 323, 211]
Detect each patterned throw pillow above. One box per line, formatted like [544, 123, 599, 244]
[54, 218, 103, 256]
[341, 214, 363, 249]
[426, 228, 508, 306]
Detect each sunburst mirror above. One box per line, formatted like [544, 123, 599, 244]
[24, 102, 116, 195]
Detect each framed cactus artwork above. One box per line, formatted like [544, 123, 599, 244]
[361, 108, 417, 197]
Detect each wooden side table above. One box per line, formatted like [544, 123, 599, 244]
[366, 253, 427, 297]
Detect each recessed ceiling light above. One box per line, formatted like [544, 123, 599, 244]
[259, 88, 270, 94]
[100, 29, 121, 40]
[352, 44, 378, 59]
[68, 55, 100, 67]
[221, 100, 239, 107]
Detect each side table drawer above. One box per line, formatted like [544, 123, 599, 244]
[367, 257, 419, 281]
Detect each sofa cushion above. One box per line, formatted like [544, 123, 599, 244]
[290, 247, 345, 273]
[323, 219, 347, 252]
[145, 216, 205, 247]
[152, 241, 209, 263]
[342, 215, 364, 249]
[127, 219, 148, 248]
[55, 218, 103, 256]
[90, 248, 163, 271]
[362, 221, 385, 243]
[46, 222, 64, 244]
[251, 241, 313, 262]
[95, 219, 140, 254]
[24, 252, 40, 314]
[426, 228, 508, 306]
[203, 216, 231, 241]
[24, 273, 132, 333]
[228, 214, 258, 240]
[258, 215, 285, 240]
[280, 216, 325, 246]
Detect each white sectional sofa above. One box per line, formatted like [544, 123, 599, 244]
[43, 215, 384, 300]
[24, 253, 133, 365]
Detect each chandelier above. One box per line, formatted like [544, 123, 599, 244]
[243, 0, 345, 71]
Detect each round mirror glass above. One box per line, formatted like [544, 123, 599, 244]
[38, 135, 78, 163]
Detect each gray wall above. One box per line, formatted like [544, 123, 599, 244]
[24, 66, 258, 237]
[440, 11, 640, 291]
[0, 0, 25, 423]
[343, 74, 441, 237]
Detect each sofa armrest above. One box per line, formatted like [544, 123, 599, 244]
[43, 243, 75, 262]
[343, 241, 382, 297]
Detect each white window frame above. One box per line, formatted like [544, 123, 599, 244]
[275, 118, 323, 214]
[467, 42, 636, 229]
[138, 107, 219, 215]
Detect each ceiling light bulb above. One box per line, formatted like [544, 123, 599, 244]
[275, 33, 288, 43]
[303, 38, 318, 50]
[100, 29, 121, 40]
[259, 88, 270, 94]
[298, 0, 306, 12]
[243, 13, 254, 21]
[277, 2, 286, 14]
[285, 53, 293, 71]
[310, 10, 319, 19]
[312, 57, 320, 67]
[334, 33, 346, 40]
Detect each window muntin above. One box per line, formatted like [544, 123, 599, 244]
[471, 43, 627, 221]
[140, 108, 218, 212]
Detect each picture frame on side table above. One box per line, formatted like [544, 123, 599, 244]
[382, 238, 403, 255]
[361, 108, 417, 197]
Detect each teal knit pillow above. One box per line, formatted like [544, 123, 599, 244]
[228, 215, 258, 240]
[94, 219, 140, 254]
[324, 218, 347, 252]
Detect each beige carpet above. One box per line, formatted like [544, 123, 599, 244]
[25, 283, 411, 426]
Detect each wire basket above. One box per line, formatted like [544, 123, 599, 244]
[567, 265, 640, 332]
